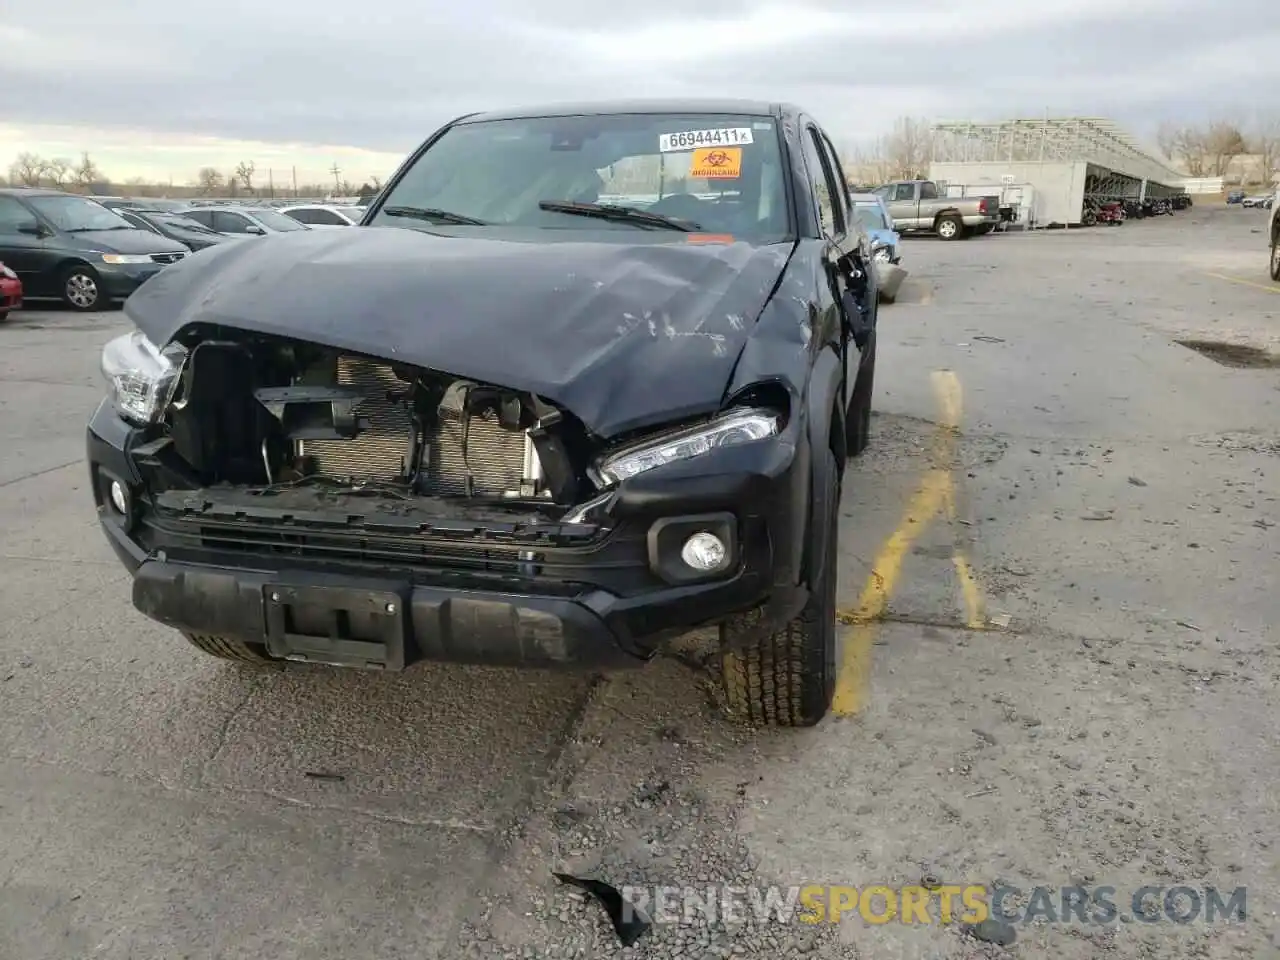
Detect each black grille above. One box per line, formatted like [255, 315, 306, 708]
[151, 252, 187, 264]
[298, 356, 532, 496]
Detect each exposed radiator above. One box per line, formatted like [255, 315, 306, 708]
[298, 356, 537, 496]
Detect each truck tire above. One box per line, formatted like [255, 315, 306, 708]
[1271, 236, 1280, 282]
[182, 632, 277, 665]
[719, 448, 839, 727]
[936, 215, 964, 240]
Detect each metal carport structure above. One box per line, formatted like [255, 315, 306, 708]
[928, 118, 1186, 226]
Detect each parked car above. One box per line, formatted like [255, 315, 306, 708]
[1242, 194, 1271, 208]
[179, 206, 311, 236]
[279, 204, 367, 228]
[851, 192, 906, 303]
[873, 180, 999, 240]
[0, 188, 190, 310]
[1226, 190, 1245, 204]
[0, 261, 22, 321]
[1269, 192, 1279, 283]
[87, 99, 880, 727]
[114, 208, 235, 252]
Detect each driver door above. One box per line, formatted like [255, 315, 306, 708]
[799, 122, 873, 415]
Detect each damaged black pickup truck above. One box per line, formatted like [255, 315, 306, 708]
[87, 99, 878, 726]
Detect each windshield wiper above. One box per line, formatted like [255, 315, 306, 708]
[538, 200, 699, 232]
[382, 205, 487, 226]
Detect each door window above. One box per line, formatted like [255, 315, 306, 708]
[183, 209, 214, 227]
[286, 208, 318, 224]
[816, 130, 852, 232]
[213, 211, 252, 233]
[0, 197, 39, 234]
[801, 126, 845, 235]
[920, 181, 938, 199]
[311, 209, 348, 225]
[892, 183, 915, 202]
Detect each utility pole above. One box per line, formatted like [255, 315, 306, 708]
[292, 165, 298, 197]
[330, 163, 341, 194]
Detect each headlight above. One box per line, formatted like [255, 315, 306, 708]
[592, 407, 780, 486]
[100, 254, 154, 265]
[872, 244, 892, 263]
[0, 264, 16, 280]
[100, 330, 186, 425]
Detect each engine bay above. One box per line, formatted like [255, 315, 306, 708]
[141, 332, 595, 513]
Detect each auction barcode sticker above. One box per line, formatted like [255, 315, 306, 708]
[659, 127, 754, 152]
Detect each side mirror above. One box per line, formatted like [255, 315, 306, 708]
[245, 225, 266, 235]
[17, 221, 45, 237]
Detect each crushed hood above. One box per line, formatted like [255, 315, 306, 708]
[124, 225, 794, 437]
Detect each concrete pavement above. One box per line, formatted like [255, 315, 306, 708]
[1, 202, 1277, 958]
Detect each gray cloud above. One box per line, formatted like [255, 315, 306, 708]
[3, 0, 1279, 153]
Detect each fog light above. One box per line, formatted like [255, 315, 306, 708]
[680, 531, 727, 571]
[109, 479, 128, 514]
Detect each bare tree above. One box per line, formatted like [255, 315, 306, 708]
[882, 117, 934, 180]
[1155, 121, 1180, 161]
[369, 174, 383, 190]
[44, 157, 73, 187]
[234, 160, 256, 194]
[73, 151, 103, 190]
[199, 168, 224, 194]
[1248, 115, 1280, 186]
[11, 152, 45, 186]
[196, 166, 225, 194]
[1204, 123, 1247, 178]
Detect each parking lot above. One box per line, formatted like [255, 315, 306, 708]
[2, 204, 1277, 959]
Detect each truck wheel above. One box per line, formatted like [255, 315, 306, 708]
[936, 215, 963, 240]
[719, 448, 839, 727]
[182, 632, 277, 665]
[1271, 237, 1280, 282]
[846, 329, 876, 457]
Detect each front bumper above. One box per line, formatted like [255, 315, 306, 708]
[97, 262, 169, 299]
[0, 279, 20, 312]
[86, 401, 811, 670]
[873, 262, 907, 300]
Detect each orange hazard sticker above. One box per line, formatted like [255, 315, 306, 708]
[688, 147, 741, 179]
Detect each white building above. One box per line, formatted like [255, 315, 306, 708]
[927, 118, 1187, 227]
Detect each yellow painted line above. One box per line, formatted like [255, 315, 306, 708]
[951, 554, 985, 630]
[832, 470, 950, 715]
[832, 369, 972, 716]
[1204, 272, 1280, 294]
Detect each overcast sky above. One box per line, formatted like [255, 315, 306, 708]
[3, 0, 1278, 184]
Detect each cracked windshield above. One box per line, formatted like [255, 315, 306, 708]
[1, 2, 1277, 959]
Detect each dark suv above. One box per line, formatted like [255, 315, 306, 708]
[85, 100, 879, 726]
[0, 189, 191, 310]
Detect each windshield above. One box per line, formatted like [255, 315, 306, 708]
[28, 196, 133, 232]
[369, 113, 790, 242]
[249, 209, 309, 231]
[854, 202, 888, 231]
[154, 213, 222, 236]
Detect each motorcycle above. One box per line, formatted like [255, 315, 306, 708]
[1096, 202, 1126, 225]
